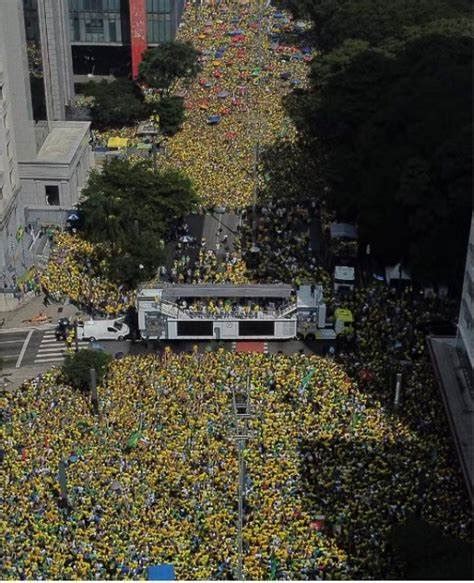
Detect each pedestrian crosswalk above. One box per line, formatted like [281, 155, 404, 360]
[34, 330, 89, 364]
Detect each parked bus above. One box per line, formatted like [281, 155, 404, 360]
[137, 283, 336, 341]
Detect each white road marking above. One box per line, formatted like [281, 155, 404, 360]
[0, 339, 25, 344]
[16, 330, 33, 368]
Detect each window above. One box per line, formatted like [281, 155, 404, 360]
[45, 185, 60, 206]
[72, 17, 80, 41]
[85, 18, 104, 34]
[107, 326, 117, 332]
[109, 20, 117, 41]
[84, 0, 103, 9]
[238, 321, 275, 336]
[177, 321, 213, 336]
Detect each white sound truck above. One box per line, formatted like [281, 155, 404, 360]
[137, 283, 336, 341]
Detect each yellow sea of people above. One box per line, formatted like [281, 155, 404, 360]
[3, 350, 451, 580]
[162, 0, 311, 208]
[4, 1, 473, 580]
[40, 232, 135, 317]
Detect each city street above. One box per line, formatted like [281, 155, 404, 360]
[0, 327, 131, 373]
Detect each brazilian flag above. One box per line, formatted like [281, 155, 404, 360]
[350, 412, 364, 428]
[299, 368, 315, 393]
[126, 430, 142, 450]
[269, 554, 279, 580]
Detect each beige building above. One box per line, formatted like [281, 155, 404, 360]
[0, 0, 93, 288]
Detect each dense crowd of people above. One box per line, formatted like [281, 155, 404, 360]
[237, 200, 332, 293]
[5, 349, 470, 581]
[40, 232, 135, 317]
[5, 2, 472, 580]
[162, 0, 313, 207]
[168, 248, 249, 285]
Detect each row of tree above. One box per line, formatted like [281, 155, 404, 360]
[273, 0, 472, 286]
[71, 41, 202, 289]
[75, 158, 196, 288]
[80, 41, 201, 135]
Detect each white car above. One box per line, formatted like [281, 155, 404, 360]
[77, 319, 129, 342]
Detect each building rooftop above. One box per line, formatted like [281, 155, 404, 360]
[428, 336, 473, 501]
[36, 122, 90, 164]
[139, 284, 294, 302]
[296, 284, 324, 309]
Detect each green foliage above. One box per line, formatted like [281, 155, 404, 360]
[77, 158, 197, 286]
[139, 41, 202, 92]
[62, 349, 112, 392]
[391, 516, 473, 579]
[81, 78, 149, 127]
[284, 24, 472, 286]
[153, 95, 185, 135]
[284, 0, 470, 52]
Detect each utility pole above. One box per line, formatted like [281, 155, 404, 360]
[249, 0, 265, 256]
[90, 367, 99, 416]
[58, 459, 70, 508]
[74, 319, 79, 353]
[394, 372, 402, 409]
[231, 376, 254, 580]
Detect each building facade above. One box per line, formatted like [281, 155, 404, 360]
[0, 0, 93, 289]
[25, 0, 186, 78]
[457, 212, 474, 371]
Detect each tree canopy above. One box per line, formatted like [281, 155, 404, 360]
[77, 158, 197, 286]
[81, 78, 149, 127]
[153, 95, 185, 135]
[281, 0, 470, 52]
[62, 349, 112, 392]
[276, 0, 473, 287]
[139, 41, 202, 92]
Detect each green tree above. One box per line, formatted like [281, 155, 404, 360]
[284, 30, 472, 286]
[282, 0, 470, 52]
[139, 41, 202, 92]
[82, 78, 149, 127]
[153, 95, 185, 135]
[62, 349, 112, 392]
[77, 158, 197, 286]
[391, 516, 473, 579]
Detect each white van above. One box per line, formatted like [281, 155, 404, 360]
[77, 319, 129, 342]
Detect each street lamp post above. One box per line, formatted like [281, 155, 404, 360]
[231, 376, 254, 580]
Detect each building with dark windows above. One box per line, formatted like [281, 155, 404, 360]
[23, 0, 186, 79]
[0, 0, 92, 298]
[428, 212, 474, 502]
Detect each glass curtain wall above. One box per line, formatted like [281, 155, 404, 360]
[69, 0, 123, 44]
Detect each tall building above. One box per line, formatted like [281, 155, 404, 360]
[428, 211, 474, 502]
[25, 0, 186, 79]
[0, 0, 93, 289]
[457, 212, 474, 370]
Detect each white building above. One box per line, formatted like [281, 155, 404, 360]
[0, 0, 93, 289]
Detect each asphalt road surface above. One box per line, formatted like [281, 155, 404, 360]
[0, 327, 131, 370]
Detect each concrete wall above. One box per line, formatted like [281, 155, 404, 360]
[37, 0, 75, 121]
[0, 0, 37, 162]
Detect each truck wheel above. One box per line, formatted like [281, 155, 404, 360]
[296, 332, 304, 340]
[89, 337, 96, 342]
[118, 335, 124, 341]
[306, 333, 316, 341]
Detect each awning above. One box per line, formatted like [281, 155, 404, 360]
[107, 137, 129, 149]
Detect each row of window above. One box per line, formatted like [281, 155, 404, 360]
[70, 13, 122, 43]
[176, 321, 276, 336]
[69, 0, 121, 12]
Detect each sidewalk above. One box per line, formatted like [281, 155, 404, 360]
[0, 294, 86, 330]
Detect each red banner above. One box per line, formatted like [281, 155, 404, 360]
[129, 0, 147, 79]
